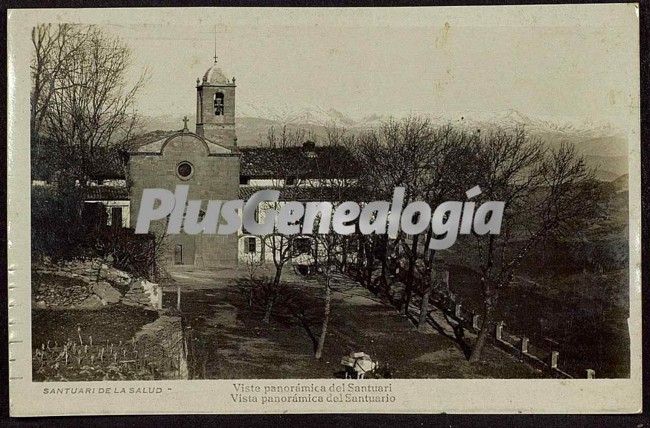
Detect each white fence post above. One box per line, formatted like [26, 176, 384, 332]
[454, 304, 462, 319]
[521, 337, 529, 354]
[550, 351, 559, 369]
[472, 314, 480, 330]
[495, 321, 504, 341]
[176, 285, 181, 311]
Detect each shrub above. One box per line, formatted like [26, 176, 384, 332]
[92, 227, 158, 280]
[31, 186, 87, 261]
[32, 186, 159, 280]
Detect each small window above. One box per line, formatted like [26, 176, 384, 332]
[246, 237, 257, 254]
[214, 92, 224, 116]
[174, 244, 183, 265]
[110, 207, 123, 228]
[177, 161, 194, 180]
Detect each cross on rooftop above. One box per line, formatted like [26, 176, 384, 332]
[182, 116, 189, 131]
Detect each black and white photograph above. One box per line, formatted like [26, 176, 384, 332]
[7, 5, 642, 415]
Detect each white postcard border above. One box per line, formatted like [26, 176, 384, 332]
[7, 5, 642, 415]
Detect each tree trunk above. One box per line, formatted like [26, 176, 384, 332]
[423, 229, 433, 264]
[356, 236, 365, 274]
[469, 282, 498, 363]
[263, 266, 283, 323]
[341, 239, 348, 271]
[314, 280, 331, 359]
[272, 264, 282, 288]
[379, 235, 390, 296]
[364, 240, 375, 289]
[402, 234, 419, 315]
[417, 246, 436, 330]
[417, 282, 433, 331]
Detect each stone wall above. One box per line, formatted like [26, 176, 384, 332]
[34, 259, 163, 311]
[122, 279, 163, 310]
[134, 315, 188, 380]
[34, 260, 126, 309]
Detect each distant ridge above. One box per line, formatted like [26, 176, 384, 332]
[140, 109, 628, 178]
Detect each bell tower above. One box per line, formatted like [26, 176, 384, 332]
[196, 57, 237, 149]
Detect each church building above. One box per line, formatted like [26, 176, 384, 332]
[128, 61, 240, 268]
[72, 59, 355, 271]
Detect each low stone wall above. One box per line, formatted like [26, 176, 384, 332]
[430, 292, 594, 379]
[38, 258, 132, 289]
[351, 267, 595, 379]
[34, 259, 163, 311]
[33, 271, 122, 309]
[133, 316, 188, 380]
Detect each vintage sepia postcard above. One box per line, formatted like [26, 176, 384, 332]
[7, 5, 642, 415]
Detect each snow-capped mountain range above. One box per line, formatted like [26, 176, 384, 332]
[141, 107, 629, 181]
[236, 103, 622, 139]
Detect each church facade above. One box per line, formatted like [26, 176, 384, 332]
[128, 62, 240, 269]
[71, 60, 355, 271]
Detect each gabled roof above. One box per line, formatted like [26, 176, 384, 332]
[129, 131, 232, 155]
[239, 145, 358, 179]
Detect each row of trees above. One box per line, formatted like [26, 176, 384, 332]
[256, 118, 598, 362]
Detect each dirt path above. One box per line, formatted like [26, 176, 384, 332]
[163, 267, 542, 379]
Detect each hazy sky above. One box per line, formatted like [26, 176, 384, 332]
[91, 6, 639, 127]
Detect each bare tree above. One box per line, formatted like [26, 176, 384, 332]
[413, 126, 480, 330]
[305, 125, 359, 359]
[258, 125, 308, 323]
[242, 251, 264, 307]
[266, 124, 306, 152]
[353, 117, 436, 300]
[31, 24, 89, 141]
[353, 118, 478, 319]
[464, 129, 597, 362]
[261, 232, 299, 323]
[310, 238, 337, 360]
[31, 24, 147, 187]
